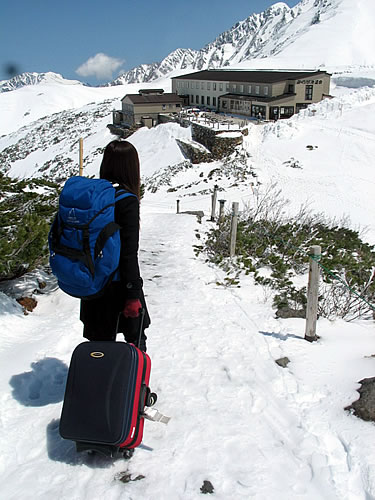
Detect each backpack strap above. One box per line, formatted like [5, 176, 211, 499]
[115, 189, 138, 203]
[50, 215, 95, 276]
[93, 190, 136, 259]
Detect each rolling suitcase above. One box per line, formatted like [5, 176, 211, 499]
[59, 310, 157, 458]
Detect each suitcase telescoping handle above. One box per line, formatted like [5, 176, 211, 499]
[137, 307, 145, 349]
[115, 307, 145, 348]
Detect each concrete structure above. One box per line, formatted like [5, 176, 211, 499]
[113, 89, 184, 128]
[172, 70, 331, 120]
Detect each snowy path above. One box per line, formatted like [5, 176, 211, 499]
[1, 210, 375, 499]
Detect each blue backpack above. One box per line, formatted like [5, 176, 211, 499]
[48, 176, 136, 299]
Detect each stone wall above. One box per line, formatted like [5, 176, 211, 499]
[153, 115, 248, 162]
[190, 122, 244, 160]
[175, 139, 212, 164]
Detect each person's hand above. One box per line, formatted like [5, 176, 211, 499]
[123, 299, 142, 318]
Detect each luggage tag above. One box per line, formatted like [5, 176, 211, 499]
[143, 407, 171, 425]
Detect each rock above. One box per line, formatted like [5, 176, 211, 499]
[275, 306, 305, 319]
[16, 296, 38, 313]
[181, 210, 205, 221]
[116, 472, 145, 483]
[345, 377, 375, 421]
[275, 357, 290, 368]
[200, 480, 214, 494]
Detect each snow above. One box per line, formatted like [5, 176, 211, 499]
[217, 131, 243, 138]
[1, 0, 375, 496]
[1, 206, 375, 499]
[0, 77, 171, 137]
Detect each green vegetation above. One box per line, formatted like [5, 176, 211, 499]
[0, 173, 60, 281]
[196, 185, 375, 321]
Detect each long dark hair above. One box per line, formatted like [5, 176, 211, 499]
[99, 140, 140, 198]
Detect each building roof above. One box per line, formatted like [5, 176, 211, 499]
[172, 69, 330, 83]
[122, 93, 183, 104]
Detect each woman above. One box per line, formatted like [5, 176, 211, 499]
[80, 140, 150, 351]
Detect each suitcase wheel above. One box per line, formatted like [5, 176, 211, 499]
[122, 448, 135, 460]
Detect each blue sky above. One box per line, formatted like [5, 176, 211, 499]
[1, 0, 299, 85]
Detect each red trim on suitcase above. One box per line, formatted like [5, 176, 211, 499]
[119, 347, 151, 448]
[128, 351, 151, 448]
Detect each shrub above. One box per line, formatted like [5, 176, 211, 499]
[198, 184, 375, 321]
[0, 174, 60, 281]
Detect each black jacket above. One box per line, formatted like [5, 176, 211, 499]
[80, 190, 150, 341]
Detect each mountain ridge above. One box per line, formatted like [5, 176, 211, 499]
[2, 0, 375, 92]
[0, 72, 84, 93]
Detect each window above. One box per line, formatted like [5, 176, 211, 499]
[186, 82, 189, 89]
[207, 96, 211, 106]
[219, 83, 223, 91]
[248, 85, 252, 93]
[240, 84, 244, 93]
[264, 86, 269, 95]
[176, 103, 181, 108]
[226, 83, 230, 91]
[196, 95, 199, 103]
[222, 100, 227, 109]
[196, 82, 199, 89]
[201, 96, 205, 105]
[305, 85, 313, 100]
[251, 104, 266, 118]
[201, 82, 204, 90]
[213, 83, 217, 91]
[280, 106, 294, 117]
[232, 84, 237, 92]
[213, 97, 216, 107]
[162, 105, 166, 110]
[288, 84, 294, 93]
[207, 82, 211, 90]
[255, 86, 260, 95]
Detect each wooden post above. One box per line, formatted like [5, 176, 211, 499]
[229, 202, 239, 257]
[305, 245, 321, 342]
[218, 199, 226, 222]
[176, 200, 180, 214]
[79, 138, 83, 176]
[210, 185, 218, 221]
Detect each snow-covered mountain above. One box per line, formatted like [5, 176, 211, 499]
[108, 0, 375, 85]
[0, 72, 84, 93]
[3, 0, 375, 90]
[109, 49, 199, 86]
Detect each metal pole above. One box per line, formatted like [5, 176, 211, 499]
[305, 245, 321, 342]
[176, 200, 180, 214]
[229, 202, 239, 257]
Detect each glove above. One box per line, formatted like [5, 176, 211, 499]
[123, 299, 142, 318]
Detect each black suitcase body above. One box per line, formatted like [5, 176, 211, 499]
[59, 340, 153, 457]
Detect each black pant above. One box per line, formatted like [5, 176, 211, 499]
[81, 287, 150, 352]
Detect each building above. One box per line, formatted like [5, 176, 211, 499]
[172, 70, 331, 120]
[113, 89, 184, 128]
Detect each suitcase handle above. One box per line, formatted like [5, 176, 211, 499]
[116, 307, 146, 349]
